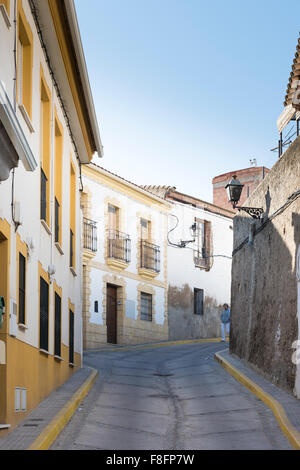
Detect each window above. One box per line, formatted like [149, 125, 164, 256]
[69, 310, 74, 364]
[40, 277, 49, 351]
[141, 218, 151, 240]
[55, 198, 60, 243]
[17, 5, 33, 119]
[194, 219, 212, 270]
[54, 293, 61, 357]
[70, 161, 76, 269]
[194, 288, 204, 315]
[40, 70, 51, 225]
[141, 292, 152, 322]
[18, 253, 26, 325]
[41, 168, 47, 221]
[94, 301, 98, 313]
[54, 113, 63, 246]
[108, 204, 119, 231]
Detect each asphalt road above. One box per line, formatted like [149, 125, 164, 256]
[51, 342, 291, 450]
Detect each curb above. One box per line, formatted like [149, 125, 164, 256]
[214, 351, 300, 450]
[27, 368, 98, 451]
[87, 338, 229, 353]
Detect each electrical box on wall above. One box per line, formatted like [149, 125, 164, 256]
[9, 300, 17, 337]
[0, 296, 5, 328]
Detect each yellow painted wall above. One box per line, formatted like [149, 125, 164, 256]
[3, 337, 80, 432]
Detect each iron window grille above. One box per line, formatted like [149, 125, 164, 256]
[55, 198, 60, 244]
[40, 168, 47, 222]
[54, 293, 61, 357]
[18, 253, 26, 325]
[194, 288, 204, 315]
[40, 277, 49, 351]
[107, 229, 131, 263]
[83, 217, 97, 252]
[140, 241, 160, 272]
[141, 292, 152, 322]
[69, 310, 74, 364]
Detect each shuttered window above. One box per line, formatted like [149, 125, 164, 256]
[194, 288, 204, 315]
[41, 168, 47, 221]
[141, 293, 152, 322]
[54, 293, 61, 357]
[55, 198, 60, 244]
[18, 253, 26, 325]
[40, 277, 49, 351]
[69, 310, 74, 364]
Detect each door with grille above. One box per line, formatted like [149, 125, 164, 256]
[107, 285, 117, 344]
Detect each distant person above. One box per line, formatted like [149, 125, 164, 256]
[221, 304, 230, 342]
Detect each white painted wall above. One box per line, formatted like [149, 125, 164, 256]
[0, 0, 83, 357]
[168, 200, 233, 306]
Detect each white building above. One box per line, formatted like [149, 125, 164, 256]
[81, 164, 171, 347]
[143, 187, 234, 340]
[0, 0, 102, 432]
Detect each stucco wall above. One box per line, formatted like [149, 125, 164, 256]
[167, 200, 233, 340]
[230, 136, 300, 396]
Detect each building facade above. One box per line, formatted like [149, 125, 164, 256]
[81, 164, 170, 348]
[230, 37, 300, 397]
[0, 0, 102, 432]
[143, 187, 234, 340]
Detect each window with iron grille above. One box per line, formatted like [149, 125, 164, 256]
[69, 310, 74, 364]
[18, 253, 26, 325]
[54, 293, 61, 357]
[55, 198, 60, 244]
[194, 288, 204, 315]
[41, 169, 47, 221]
[140, 292, 152, 322]
[40, 277, 49, 351]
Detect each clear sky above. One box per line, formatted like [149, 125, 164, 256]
[75, 0, 300, 202]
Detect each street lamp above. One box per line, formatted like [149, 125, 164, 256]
[225, 175, 264, 219]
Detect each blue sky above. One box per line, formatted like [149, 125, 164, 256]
[75, 0, 300, 202]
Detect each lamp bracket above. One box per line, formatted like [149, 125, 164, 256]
[236, 206, 264, 219]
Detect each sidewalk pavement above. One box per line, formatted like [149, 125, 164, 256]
[215, 349, 300, 449]
[0, 366, 96, 450]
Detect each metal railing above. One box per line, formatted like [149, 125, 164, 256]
[107, 229, 131, 263]
[193, 249, 209, 269]
[83, 217, 97, 252]
[140, 240, 160, 272]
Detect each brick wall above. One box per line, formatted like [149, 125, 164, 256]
[212, 167, 269, 212]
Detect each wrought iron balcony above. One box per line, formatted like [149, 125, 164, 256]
[140, 240, 160, 273]
[194, 249, 209, 270]
[107, 229, 131, 263]
[83, 218, 97, 252]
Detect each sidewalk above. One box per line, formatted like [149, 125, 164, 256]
[215, 349, 300, 449]
[0, 366, 97, 450]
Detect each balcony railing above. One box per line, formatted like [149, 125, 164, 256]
[83, 218, 97, 252]
[141, 240, 160, 272]
[194, 249, 210, 270]
[107, 229, 131, 263]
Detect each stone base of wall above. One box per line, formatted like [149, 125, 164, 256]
[84, 318, 168, 350]
[168, 306, 222, 341]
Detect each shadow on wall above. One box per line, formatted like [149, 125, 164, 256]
[230, 208, 299, 395]
[168, 284, 223, 340]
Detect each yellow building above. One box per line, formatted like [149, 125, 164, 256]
[0, 0, 103, 433]
[81, 164, 171, 348]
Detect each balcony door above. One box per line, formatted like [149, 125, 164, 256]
[107, 284, 117, 344]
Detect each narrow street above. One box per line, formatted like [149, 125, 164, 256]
[51, 342, 291, 450]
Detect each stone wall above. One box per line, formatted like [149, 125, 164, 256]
[230, 137, 300, 395]
[168, 284, 222, 340]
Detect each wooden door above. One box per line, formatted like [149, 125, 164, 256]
[107, 285, 117, 344]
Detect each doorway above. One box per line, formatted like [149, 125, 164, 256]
[106, 284, 117, 344]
